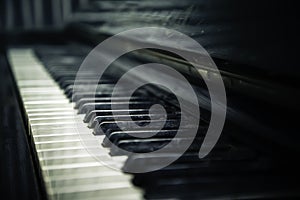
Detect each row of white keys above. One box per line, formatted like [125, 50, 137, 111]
[8, 49, 143, 200]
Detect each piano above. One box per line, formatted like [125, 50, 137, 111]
[1, 0, 300, 199]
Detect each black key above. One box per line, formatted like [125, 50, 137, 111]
[123, 148, 258, 174]
[84, 109, 163, 123]
[89, 112, 180, 128]
[78, 101, 157, 114]
[94, 119, 185, 135]
[102, 126, 208, 147]
[110, 137, 206, 155]
[60, 79, 115, 89]
[103, 129, 178, 147]
[65, 84, 115, 99]
[75, 96, 149, 109]
[72, 90, 145, 102]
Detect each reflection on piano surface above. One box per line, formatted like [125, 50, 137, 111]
[1, 0, 300, 199]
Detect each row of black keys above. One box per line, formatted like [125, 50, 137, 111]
[35, 45, 292, 199]
[36, 46, 246, 158]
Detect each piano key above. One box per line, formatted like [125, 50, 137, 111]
[94, 118, 191, 136]
[49, 187, 142, 200]
[89, 113, 177, 128]
[103, 129, 198, 147]
[58, 77, 116, 89]
[71, 91, 135, 102]
[28, 111, 76, 118]
[78, 101, 156, 114]
[83, 107, 179, 123]
[75, 96, 150, 109]
[64, 84, 115, 98]
[110, 137, 207, 155]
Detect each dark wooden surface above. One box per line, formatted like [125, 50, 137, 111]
[0, 51, 40, 200]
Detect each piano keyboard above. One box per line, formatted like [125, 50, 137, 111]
[8, 45, 299, 199]
[8, 49, 143, 200]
